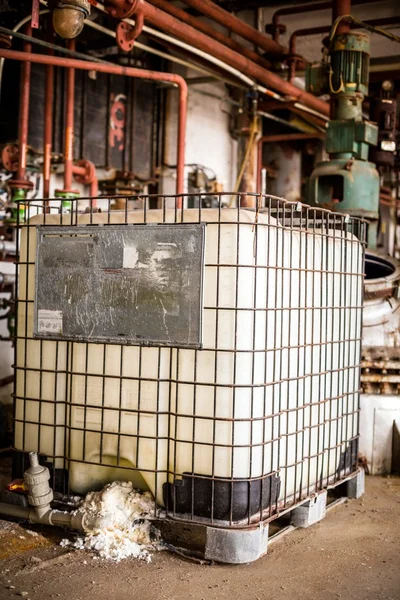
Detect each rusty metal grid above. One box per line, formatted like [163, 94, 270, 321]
[12, 193, 367, 528]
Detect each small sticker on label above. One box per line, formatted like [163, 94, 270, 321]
[38, 309, 63, 335]
[123, 245, 139, 269]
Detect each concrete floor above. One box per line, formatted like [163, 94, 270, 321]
[0, 476, 399, 600]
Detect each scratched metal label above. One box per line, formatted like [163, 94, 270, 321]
[34, 224, 205, 348]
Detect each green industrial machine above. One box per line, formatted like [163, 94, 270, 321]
[307, 30, 379, 246]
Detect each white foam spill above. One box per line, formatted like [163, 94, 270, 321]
[61, 481, 160, 562]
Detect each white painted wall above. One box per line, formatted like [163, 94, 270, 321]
[0, 260, 14, 408]
[359, 394, 400, 474]
[162, 68, 237, 197]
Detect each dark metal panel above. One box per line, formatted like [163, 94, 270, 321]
[34, 223, 205, 348]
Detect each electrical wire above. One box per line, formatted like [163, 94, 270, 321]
[329, 14, 400, 44]
[0, 10, 50, 98]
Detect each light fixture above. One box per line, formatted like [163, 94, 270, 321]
[52, 0, 90, 39]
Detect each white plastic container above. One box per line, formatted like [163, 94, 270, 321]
[14, 207, 363, 513]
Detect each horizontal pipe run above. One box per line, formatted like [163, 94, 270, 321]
[179, 0, 287, 56]
[0, 502, 85, 530]
[131, 1, 329, 117]
[148, 0, 272, 70]
[273, 0, 377, 23]
[0, 49, 187, 199]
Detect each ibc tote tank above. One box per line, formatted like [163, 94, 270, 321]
[13, 194, 365, 523]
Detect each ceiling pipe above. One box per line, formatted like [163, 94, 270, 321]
[178, 0, 288, 57]
[147, 0, 273, 70]
[0, 49, 188, 200]
[269, 0, 379, 43]
[288, 16, 400, 83]
[333, 0, 352, 34]
[99, 0, 329, 117]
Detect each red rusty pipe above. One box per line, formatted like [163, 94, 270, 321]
[271, 0, 377, 42]
[288, 16, 400, 82]
[147, 0, 272, 70]
[118, 1, 330, 117]
[116, 6, 145, 51]
[0, 49, 187, 201]
[178, 0, 287, 56]
[290, 16, 400, 52]
[256, 133, 325, 194]
[333, 0, 351, 35]
[273, 0, 376, 25]
[72, 161, 98, 197]
[16, 24, 32, 184]
[63, 39, 76, 193]
[43, 17, 54, 200]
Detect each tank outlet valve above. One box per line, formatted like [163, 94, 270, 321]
[23, 452, 54, 518]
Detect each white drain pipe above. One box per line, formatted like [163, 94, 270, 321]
[0, 452, 86, 531]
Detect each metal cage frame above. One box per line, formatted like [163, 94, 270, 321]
[12, 193, 367, 529]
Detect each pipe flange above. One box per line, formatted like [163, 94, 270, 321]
[8, 178, 34, 191]
[73, 159, 96, 184]
[104, 0, 141, 20]
[116, 21, 136, 52]
[1, 144, 19, 172]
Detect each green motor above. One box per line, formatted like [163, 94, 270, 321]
[307, 32, 379, 245]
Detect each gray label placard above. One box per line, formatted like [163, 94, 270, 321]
[34, 224, 205, 348]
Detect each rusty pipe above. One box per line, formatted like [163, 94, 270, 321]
[178, 0, 287, 56]
[288, 16, 400, 82]
[43, 17, 54, 200]
[0, 48, 187, 200]
[333, 0, 351, 34]
[147, 0, 272, 70]
[117, 1, 329, 117]
[289, 16, 400, 53]
[72, 160, 98, 197]
[256, 133, 325, 194]
[16, 24, 32, 185]
[270, 0, 377, 43]
[116, 6, 145, 52]
[273, 0, 376, 25]
[63, 39, 76, 194]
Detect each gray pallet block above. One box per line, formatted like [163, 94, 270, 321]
[290, 490, 327, 528]
[346, 468, 365, 499]
[155, 518, 269, 564]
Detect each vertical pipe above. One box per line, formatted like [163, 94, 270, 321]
[64, 39, 76, 192]
[43, 17, 54, 200]
[16, 24, 32, 184]
[0, 49, 188, 197]
[333, 0, 351, 34]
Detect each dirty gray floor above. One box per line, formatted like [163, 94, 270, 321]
[0, 476, 399, 600]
